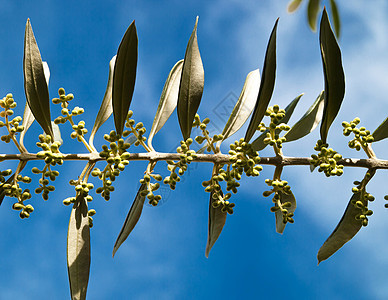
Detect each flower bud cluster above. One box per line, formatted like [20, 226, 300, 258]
[140, 173, 163, 206]
[95, 130, 131, 200]
[0, 94, 24, 143]
[0, 169, 12, 183]
[163, 139, 196, 190]
[193, 114, 223, 152]
[259, 105, 290, 149]
[5, 174, 33, 218]
[202, 174, 235, 214]
[263, 178, 294, 224]
[229, 138, 262, 179]
[342, 118, 374, 151]
[122, 111, 147, 147]
[351, 179, 374, 227]
[311, 140, 343, 177]
[88, 209, 96, 228]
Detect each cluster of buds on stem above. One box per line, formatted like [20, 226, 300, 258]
[140, 172, 163, 206]
[311, 140, 343, 177]
[0, 94, 24, 143]
[342, 118, 374, 151]
[351, 177, 374, 227]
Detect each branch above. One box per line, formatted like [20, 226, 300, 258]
[1, 152, 387, 169]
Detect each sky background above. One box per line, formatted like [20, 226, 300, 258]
[1, 0, 388, 299]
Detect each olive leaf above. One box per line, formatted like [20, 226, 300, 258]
[329, 0, 341, 38]
[67, 195, 90, 300]
[148, 59, 184, 149]
[317, 169, 375, 264]
[177, 16, 204, 141]
[275, 191, 297, 234]
[283, 91, 324, 143]
[112, 184, 147, 257]
[221, 69, 261, 141]
[251, 93, 302, 151]
[319, 8, 345, 143]
[0, 175, 15, 206]
[89, 55, 116, 151]
[112, 21, 138, 136]
[372, 116, 388, 142]
[20, 61, 50, 150]
[307, 0, 321, 32]
[23, 19, 53, 138]
[287, 0, 304, 13]
[205, 191, 227, 258]
[244, 19, 278, 143]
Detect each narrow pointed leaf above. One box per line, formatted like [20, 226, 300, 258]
[148, 60, 184, 148]
[205, 191, 227, 258]
[287, 0, 303, 13]
[245, 19, 278, 143]
[329, 0, 341, 38]
[307, 0, 321, 32]
[251, 93, 302, 151]
[372, 116, 388, 142]
[113, 184, 147, 257]
[319, 8, 345, 143]
[89, 56, 116, 150]
[67, 195, 90, 300]
[317, 169, 375, 264]
[283, 91, 324, 142]
[177, 17, 204, 140]
[221, 69, 261, 141]
[20, 61, 50, 149]
[113, 21, 138, 136]
[23, 19, 53, 137]
[275, 191, 297, 234]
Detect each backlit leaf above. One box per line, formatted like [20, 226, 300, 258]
[67, 195, 90, 300]
[113, 184, 147, 257]
[221, 69, 261, 141]
[287, 0, 303, 13]
[275, 191, 297, 234]
[177, 17, 204, 141]
[20, 61, 50, 150]
[372, 116, 388, 142]
[113, 21, 137, 136]
[205, 191, 227, 258]
[148, 60, 184, 149]
[329, 0, 341, 38]
[317, 169, 375, 264]
[251, 93, 302, 151]
[23, 19, 53, 137]
[319, 8, 345, 143]
[244, 19, 278, 143]
[307, 0, 321, 32]
[89, 55, 116, 151]
[283, 91, 324, 142]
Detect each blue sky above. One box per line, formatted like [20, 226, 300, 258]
[1, 0, 388, 299]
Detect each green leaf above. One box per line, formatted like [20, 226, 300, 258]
[23, 19, 53, 138]
[148, 60, 184, 149]
[20, 61, 50, 150]
[251, 93, 302, 151]
[275, 191, 297, 234]
[244, 19, 278, 143]
[372, 116, 388, 142]
[317, 169, 375, 264]
[283, 91, 324, 143]
[67, 195, 90, 300]
[287, 0, 303, 13]
[329, 0, 341, 38]
[307, 0, 321, 32]
[89, 55, 116, 151]
[113, 21, 138, 136]
[113, 184, 147, 257]
[177, 17, 205, 140]
[221, 69, 261, 141]
[319, 8, 345, 143]
[205, 191, 227, 258]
